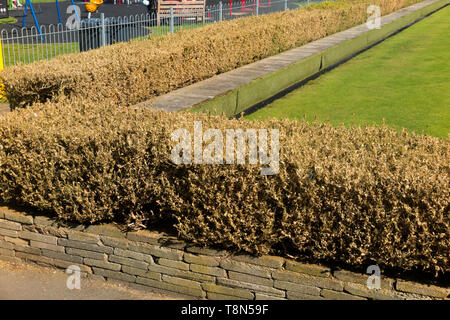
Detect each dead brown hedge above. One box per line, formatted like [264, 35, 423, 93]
[0, 100, 448, 275]
[1, 0, 423, 109]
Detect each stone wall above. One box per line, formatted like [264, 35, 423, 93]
[0, 207, 448, 300]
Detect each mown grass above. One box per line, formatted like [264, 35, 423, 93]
[246, 6, 450, 138]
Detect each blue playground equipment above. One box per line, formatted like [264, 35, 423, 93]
[22, 0, 81, 39]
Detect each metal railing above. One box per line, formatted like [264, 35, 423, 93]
[1, 0, 319, 67]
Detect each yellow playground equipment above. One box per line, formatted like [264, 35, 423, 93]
[85, 0, 104, 13]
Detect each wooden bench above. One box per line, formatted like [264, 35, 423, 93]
[157, 0, 206, 26]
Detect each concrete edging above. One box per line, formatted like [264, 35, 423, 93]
[0, 207, 448, 300]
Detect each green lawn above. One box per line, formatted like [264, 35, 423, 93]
[246, 7, 450, 138]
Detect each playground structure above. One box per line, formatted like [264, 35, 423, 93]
[8, 0, 23, 9]
[156, 0, 272, 25]
[1, 0, 290, 68]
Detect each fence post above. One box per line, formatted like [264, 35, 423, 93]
[256, 0, 259, 16]
[219, 1, 223, 22]
[284, 0, 287, 11]
[170, 7, 174, 34]
[100, 13, 106, 47]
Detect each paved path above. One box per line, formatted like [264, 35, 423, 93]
[0, 260, 188, 299]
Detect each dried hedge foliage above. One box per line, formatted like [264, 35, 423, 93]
[1, 0, 422, 109]
[0, 100, 448, 275]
